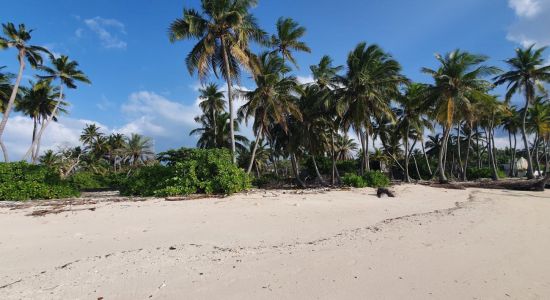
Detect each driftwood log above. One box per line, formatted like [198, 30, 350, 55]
[377, 188, 396, 198]
[460, 176, 549, 192]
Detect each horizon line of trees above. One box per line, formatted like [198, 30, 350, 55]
[171, 0, 550, 184]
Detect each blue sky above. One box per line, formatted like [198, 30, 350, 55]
[1, 0, 549, 157]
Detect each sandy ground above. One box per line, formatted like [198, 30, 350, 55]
[0, 185, 549, 299]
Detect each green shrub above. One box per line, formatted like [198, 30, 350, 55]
[252, 173, 280, 188]
[363, 171, 390, 188]
[467, 168, 506, 180]
[342, 171, 390, 188]
[120, 148, 251, 197]
[0, 162, 80, 201]
[342, 173, 368, 188]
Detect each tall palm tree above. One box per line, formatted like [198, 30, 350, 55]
[423, 50, 499, 182]
[23, 55, 91, 161]
[502, 106, 521, 176]
[527, 96, 550, 175]
[239, 52, 301, 174]
[121, 133, 155, 167]
[396, 83, 433, 182]
[168, 0, 267, 163]
[494, 45, 550, 179]
[80, 123, 104, 148]
[198, 83, 226, 139]
[0, 67, 14, 112]
[310, 55, 343, 90]
[340, 42, 408, 173]
[17, 80, 67, 162]
[0, 23, 49, 161]
[270, 17, 311, 69]
[190, 112, 249, 151]
[335, 134, 358, 161]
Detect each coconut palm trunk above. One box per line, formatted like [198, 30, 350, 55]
[421, 139, 432, 176]
[438, 126, 451, 183]
[0, 50, 25, 162]
[247, 126, 263, 174]
[463, 124, 472, 181]
[456, 123, 464, 179]
[330, 130, 336, 185]
[403, 124, 411, 182]
[520, 91, 535, 179]
[290, 153, 305, 188]
[24, 85, 64, 162]
[220, 37, 236, 164]
[312, 155, 326, 186]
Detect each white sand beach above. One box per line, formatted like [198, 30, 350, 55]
[1, 185, 549, 299]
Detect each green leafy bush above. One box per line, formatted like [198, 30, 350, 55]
[0, 162, 80, 201]
[120, 148, 251, 197]
[467, 168, 506, 180]
[342, 174, 368, 188]
[363, 171, 390, 188]
[67, 171, 113, 190]
[342, 171, 390, 188]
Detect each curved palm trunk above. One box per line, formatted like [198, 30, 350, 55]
[489, 124, 499, 181]
[534, 134, 541, 177]
[220, 37, 236, 164]
[247, 126, 263, 175]
[23, 85, 64, 162]
[421, 139, 432, 176]
[512, 133, 517, 177]
[364, 131, 370, 172]
[290, 154, 305, 188]
[312, 155, 327, 186]
[456, 123, 464, 179]
[438, 126, 450, 183]
[507, 130, 513, 177]
[0, 50, 26, 162]
[403, 124, 411, 183]
[330, 130, 336, 185]
[521, 90, 535, 179]
[463, 124, 472, 181]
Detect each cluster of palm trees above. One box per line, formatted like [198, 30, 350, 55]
[0, 22, 90, 163]
[41, 124, 155, 177]
[172, 0, 550, 185]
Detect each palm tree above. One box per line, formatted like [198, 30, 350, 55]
[340, 42, 407, 173]
[168, 0, 267, 163]
[502, 106, 521, 176]
[0, 23, 49, 161]
[423, 50, 499, 182]
[16, 80, 67, 162]
[190, 112, 249, 151]
[239, 52, 301, 174]
[270, 17, 311, 68]
[238, 139, 270, 177]
[80, 123, 104, 147]
[23, 55, 91, 161]
[494, 45, 550, 179]
[121, 133, 155, 167]
[198, 83, 226, 139]
[396, 83, 433, 182]
[335, 135, 358, 160]
[310, 55, 343, 90]
[0, 67, 14, 112]
[39, 149, 60, 168]
[527, 97, 550, 175]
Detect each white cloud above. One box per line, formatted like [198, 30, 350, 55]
[3, 116, 105, 160]
[83, 17, 127, 49]
[507, 0, 550, 47]
[509, 0, 542, 18]
[297, 75, 315, 85]
[96, 94, 114, 111]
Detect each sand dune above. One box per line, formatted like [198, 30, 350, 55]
[1, 185, 549, 299]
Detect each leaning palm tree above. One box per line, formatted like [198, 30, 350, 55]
[239, 52, 301, 174]
[16, 80, 67, 162]
[0, 67, 14, 112]
[198, 83, 226, 138]
[494, 45, 550, 179]
[23, 55, 91, 161]
[423, 50, 499, 182]
[0, 23, 50, 161]
[340, 42, 408, 173]
[270, 17, 311, 68]
[168, 0, 267, 163]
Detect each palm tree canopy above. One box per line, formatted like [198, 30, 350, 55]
[270, 17, 311, 68]
[16, 80, 67, 122]
[190, 112, 249, 150]
[494, 45, 550, 103]
[310, 55, 343, 89]
[39, 55, 91, 89]
[239, 51, 301, 135]
[422, 49, 500, 127]
[198, 83, 226, 116]
[168, 0, 267, 81]
[0, 23, 50, 67]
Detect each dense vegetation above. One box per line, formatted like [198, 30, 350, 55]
[0, 162, 79, 201]
[119, 148, 251, 197]
[0, 0, 549, 201]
